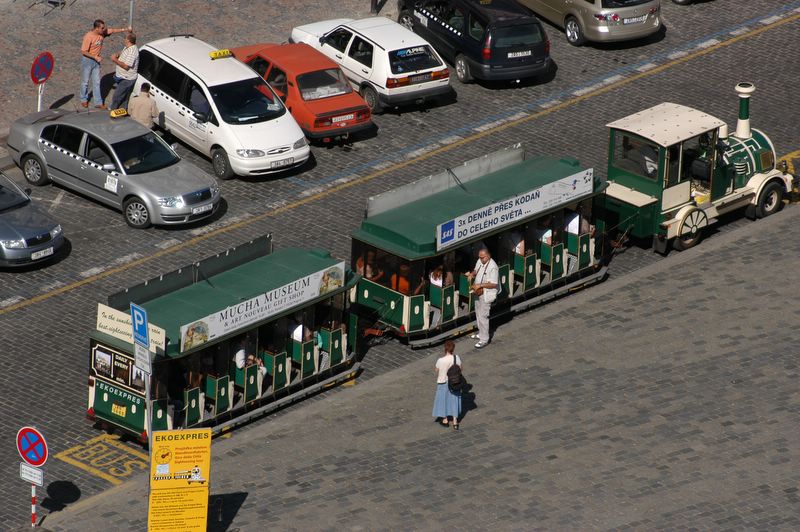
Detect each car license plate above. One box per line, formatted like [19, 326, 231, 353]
[270, 157, 295, 169]
[331, 114, 354, 123]
[111, 403, 127, 417]
[623, 15, 647, 24]
[192, 204, 213, 215]
[31, 247, 53, 260]
[410, 73, 431, 83]
[508, 50, 532, 58]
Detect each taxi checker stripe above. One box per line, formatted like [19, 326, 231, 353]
[420, 8, 462, 37]
[38, 138, 121, 175]
[1, 11, 798, 318]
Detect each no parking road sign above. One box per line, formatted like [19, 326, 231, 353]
[17, 427, 48, 467]
[30, 52, 54, 85]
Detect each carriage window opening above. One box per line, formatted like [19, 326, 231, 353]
[390, 260, 425, 296]
[353, 241, 387, 285]
[681, 132, 713, 185]
[664, 144, 683, 188]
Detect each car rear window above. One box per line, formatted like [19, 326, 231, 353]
[602, 0, 653, 7]
[297, 68, 352, 101]
[388, 46, 442, 75]
[492, 24, 544, 48]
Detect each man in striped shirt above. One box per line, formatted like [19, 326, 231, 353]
[110, 33, 139, 110]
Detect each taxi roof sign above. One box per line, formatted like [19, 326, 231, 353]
[109, 108, 129, 118]
[209, 49, 232, 60]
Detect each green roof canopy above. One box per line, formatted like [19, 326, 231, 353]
[135, 247, 343, 356]
[352, 155, 594, 259]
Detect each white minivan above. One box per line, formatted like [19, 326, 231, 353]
[291, 17, 452, 113]
[134, 36, 311, 179]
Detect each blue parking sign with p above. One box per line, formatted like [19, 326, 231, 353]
[130, 302, 149, 348]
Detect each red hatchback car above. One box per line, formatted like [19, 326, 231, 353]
[231, 43, 373, 143]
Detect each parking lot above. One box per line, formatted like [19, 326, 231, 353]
[1, 0, 800, 528]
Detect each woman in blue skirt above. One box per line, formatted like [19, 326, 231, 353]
[432, 340, 462, 430]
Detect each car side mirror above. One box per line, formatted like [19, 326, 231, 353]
[102, 163, 116, 172]
[319, 36, 326, 45]
[195, 112, 208, 123]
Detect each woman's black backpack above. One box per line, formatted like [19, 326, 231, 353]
[446, 354, 464, 393]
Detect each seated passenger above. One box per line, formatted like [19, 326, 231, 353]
[533, 215, 553, 246]
[506, 229, 525, 256]
[355, 250, 385, 283]
[391, 263, 424, 296]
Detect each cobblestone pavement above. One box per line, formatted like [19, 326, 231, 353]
[43, 199, 800, 531]
[1, 0, 800, 528]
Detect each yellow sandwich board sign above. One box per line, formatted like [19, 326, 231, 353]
[148, 428, 211, 531]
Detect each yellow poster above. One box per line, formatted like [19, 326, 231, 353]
[148, 428, 211, 532]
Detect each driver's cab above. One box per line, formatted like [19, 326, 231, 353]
[606, 102, 728, 218]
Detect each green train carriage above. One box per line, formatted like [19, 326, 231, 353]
[350, 144, 610, 347]
[87, 235, 361, 443]
[597, 82, 798, 253]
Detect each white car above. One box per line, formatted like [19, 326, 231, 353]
[135, 36, 311, 179]
[291, 17, 453, 113]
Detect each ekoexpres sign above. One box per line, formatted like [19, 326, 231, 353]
[179, 262, 346, 352]
[436, 168, 593, 251]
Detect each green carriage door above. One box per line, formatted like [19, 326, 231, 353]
[151, 398, 169, 431]
[408, 294, 426, 332]
[497, 264, 510, 301]
[244, 364, 260, 403]
[550, 243, 565, 280]
[357, 279, 406, 328]
[578, 233, 591, 269]
[524, 253, 538, 291]
[329, 328, 344, 367]
[183, 387, 201, 427]
[442, 285, 456, 324]
[264, 352, 287, 391]
[204, 374, 230, 415]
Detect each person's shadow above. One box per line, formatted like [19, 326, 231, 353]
[460, 380, 477, 421]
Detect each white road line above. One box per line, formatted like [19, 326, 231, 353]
[48, 190, 65, 213]
[695, 39, 721, 49]
[0, 296, 25, 308]
[80, 267, 105, 278]
[636, 63, 658, 72]
[668, 50, 689, 60]
[156, 239, 181, 249]
[539, 99, 562, 109]
[760, 15, 782, 24]
[729, 27, 750, 36]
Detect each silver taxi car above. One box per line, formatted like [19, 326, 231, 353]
[6, 109, 221, 229]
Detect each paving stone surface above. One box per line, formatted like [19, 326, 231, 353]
[43, 200, 800, 531]
[0, 0, 799, 529]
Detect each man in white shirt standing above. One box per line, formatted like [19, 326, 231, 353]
[466, 247, 498, 349]
[110, 33, 139, 110]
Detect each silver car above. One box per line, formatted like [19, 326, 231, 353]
[6, 109, 221, 229]
[0, 170, 64, 267]
[517, 0, 661, 46]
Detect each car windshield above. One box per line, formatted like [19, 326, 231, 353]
[0, 180, 28, 212]
[388, 45, 442, 74]
[492, 24, 543, 48]
[297, 68, 352, 101]
[602, 0, 653, 7]
[208, 77, 286, 124]
[112, 132, 180, 175]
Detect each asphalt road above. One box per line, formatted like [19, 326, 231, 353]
[1, 0, 799, 528]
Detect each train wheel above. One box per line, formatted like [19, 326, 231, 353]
[756, 182, 783, 218]
[674, 208, 707, 251]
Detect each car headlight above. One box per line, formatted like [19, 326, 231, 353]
[235, 149, 266, 158]
[0, 239, 26, 249]
[50, 225, 62, 238]
[293, 137, 307, 150]
[157, 196, 185, 208]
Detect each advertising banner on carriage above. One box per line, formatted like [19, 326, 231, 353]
[435, 168, 594, 251]
[96, 303, 166, 354]
[179, 261, 346, 351]
[148, 428, 212, 532]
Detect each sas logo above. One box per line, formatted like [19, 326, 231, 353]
[440, 220, 455, 244]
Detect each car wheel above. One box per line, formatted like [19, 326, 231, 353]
[123, 196, 152, 229]
[211, 147, 235, 180]
[455, 54, 472, 84]
[21, 154, 50, 186]
[565, 17, 585, 47]
[398, 10, 415, 31]
[361, 85, 382, 114]
[673, 208, 707, 251]
[756, 181, 783, 218]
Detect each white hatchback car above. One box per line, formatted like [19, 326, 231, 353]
[291, 17, 452, 113]
[134, 36, 311, 179]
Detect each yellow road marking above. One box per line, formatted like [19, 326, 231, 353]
[780, 149, 800, 175]
[54, 434, 148, 486]
[2, 13, 799, 318]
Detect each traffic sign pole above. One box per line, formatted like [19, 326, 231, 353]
[37, 83, 44, 113]
[31, 484, 36, 528]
